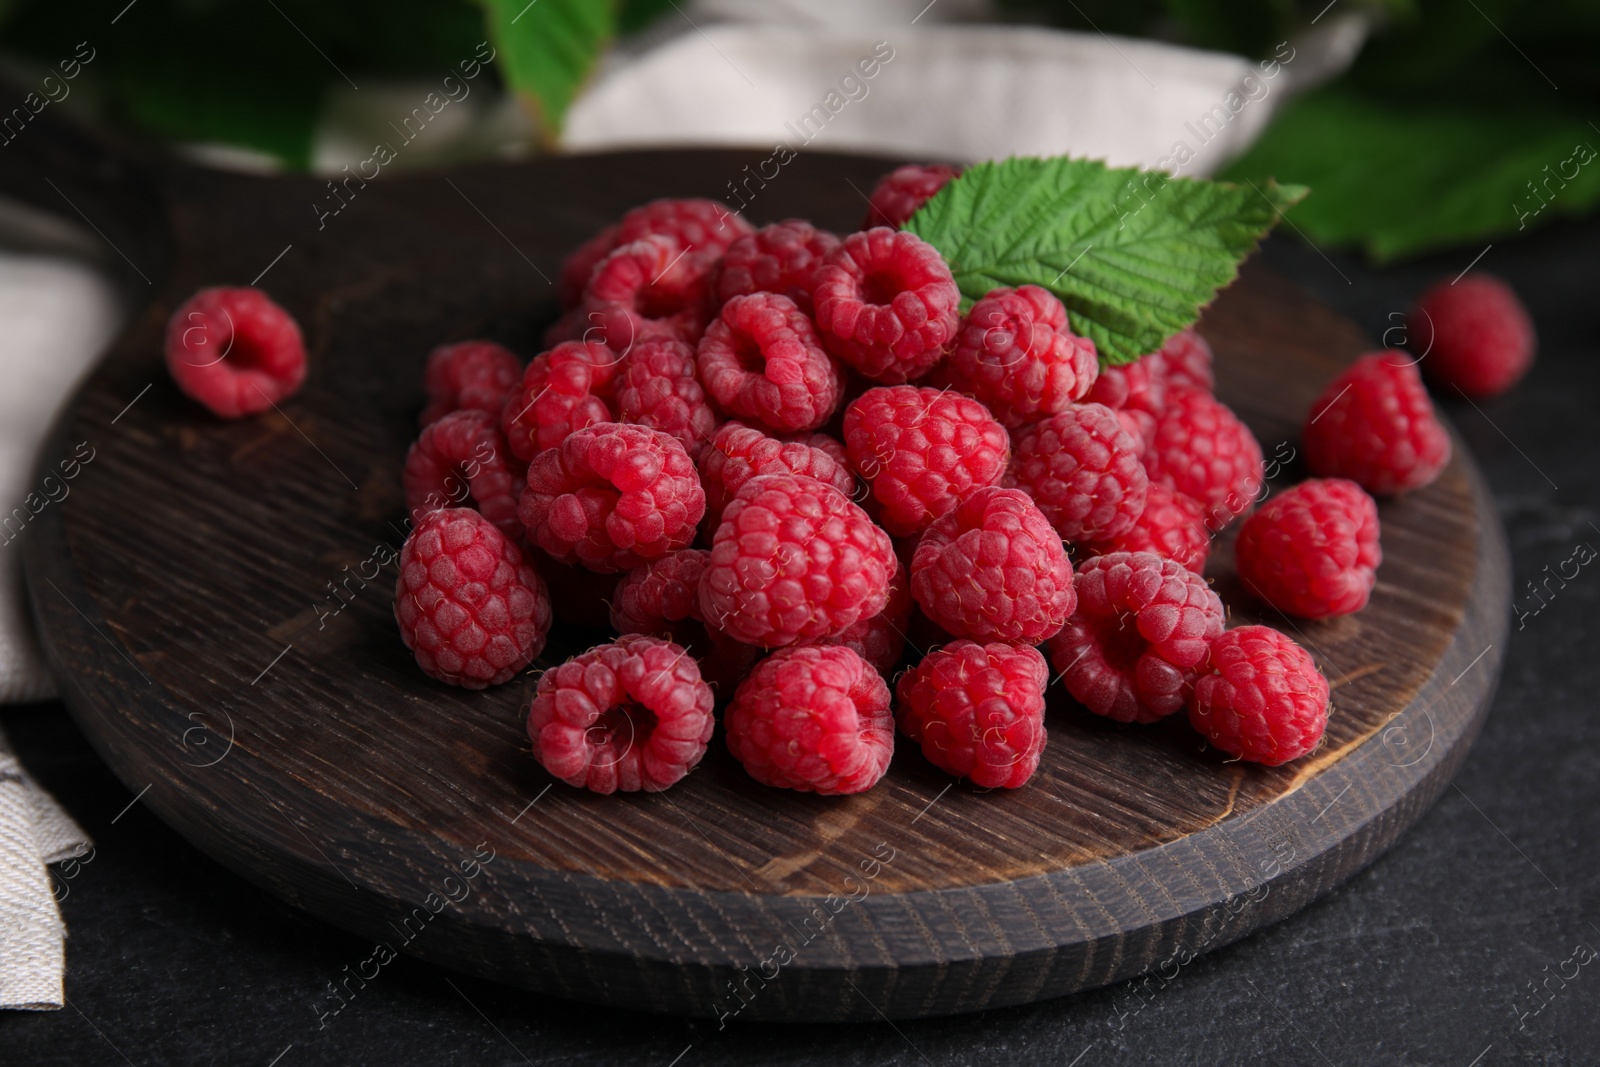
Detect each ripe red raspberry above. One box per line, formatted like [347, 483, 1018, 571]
[700, 473, 894, 647]
[1085, 355, 1167, 456]
[609, 548, 758, 696]
[519, 422, 705, 573]
[1236, 478, 1381, 619]
[696, 292, 842, 434]
[1303, 352, 1451, 495]
[420, 340, 521, 427]
[403, 409, 523, 540]
[614, 338, 718, 456]
[558, 223, 620, 309]
[714, 220, 841, 314]
[843, 385, 1009, 537]
[1152, 327, 1215, 395]
[1047, 551, 1224, 723]
[1188, 625, 1329, 765]
[1411, 273, 1536, 398]
[930, 285, 1099, 428]
[500, 339, 622, 463]
[910, 486, 1076, 644]
[724, 645, 893, 794]
[578, 236, 713, 350]
[558, 199, 752, 309]
[812, 228, 961, 384]
[1080, 482, 1210, 574]
[394, 508, 552, 689]
[862, 163, 959, 229]
[696, 421, 856, 530]
[895, 641, 1048, 789]
[1005, 403, 1147, 544]
[527, 634, 715, 793]
[784, 429, 851, 471]
[164, 286, 307, 418]
[1144, 389, 1264, 525]
[806, 558, 912, 675]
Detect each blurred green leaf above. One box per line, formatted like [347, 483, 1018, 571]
[478, 0, 613, 141]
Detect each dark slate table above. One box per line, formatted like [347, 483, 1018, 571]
[4, 219, 1597, 1067]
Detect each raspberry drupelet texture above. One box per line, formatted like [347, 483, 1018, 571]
[577, 235, 714, 350]
[843, 385, 1010, 538]
[403, 409, 523, 540]
[1085, 355, 1167, 456]
[420, 340, 521, 427]
[1005, 402, 1148, 544]
[609, 548, 758, 695]
[697, 421, 857, 531]
[1048, 551, 1224, 723]
[807, 558, 912, 675]
[558, 199, 752, 309]
[724, 645, 894, 794]
[1236, 478, 1381, 619]
[910, 486, 1076, 644]
[614, 338, 718, 456]
[500, 339, 622, 463]
[812, 228, 962, 384]
[1188, 625, 1329, 765]
[394, 508, 551, 689]
[699, 473, 895, 648]
[862, 163, 960, 229]
[527, 635, 716, 793]
[930, 284, 1099, 428]
[1303, 352, 1451, 495]
[714, 220, 841, 315]
[1143, 389, 1265, 525]
[895, 641, 1049, 789]
[164, 286, 307, 418]
[1152, 327, 1215, 395]
[696, 292, 842, 434]
[1411, 273, 1536, 398]
[519, 422, 705, 573]
[1080, 482, 1210, 575]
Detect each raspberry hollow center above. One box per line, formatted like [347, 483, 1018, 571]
[861, 270, 904, 307]
[587, 700, 658, 757]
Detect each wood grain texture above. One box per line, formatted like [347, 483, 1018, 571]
[6, 122, 1509, 1020]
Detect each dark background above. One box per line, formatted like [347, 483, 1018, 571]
[2, 213, 1598, 1067]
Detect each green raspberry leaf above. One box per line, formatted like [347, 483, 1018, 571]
[479, 0, 615, 142]
[902, 156, 1307, 366]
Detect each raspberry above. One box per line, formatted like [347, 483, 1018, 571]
[1047, 551, 1224, 723]
[785, 430, 850, 471]
[812, 228, 961, 384]
[558, 223, 620, 309]
[714, 220, 841, 314]
[697, 421, 856, 530]
[1411, 273, 1536, 398]
[558, 199, 752, 310]
[930, 285, 1099, 428]
[862, 163, 959, 229]
[394, 508, 552, 689]
[579, 236, 713, 350]
[609, 548, 758, 695]
[1085, 355, 1167, 456]
[1005, 403, 1147, 544]
[699, 473, 894, 647]
[1236, 478, 1381, 619]
[420, 340, 521, 427]
[1152, 327, 1215, 395]
[164, 286, 307, 419]
[500, 339, 622, 463]
[1080, 482, 1210, 574]
[1144, 390, 1264, 526]
[806, 558, 912, 675]
[724, 645, 893, 794]
[614, 339, 718, 456]
[895, 641, 1048, 789]
[403, 409, 523, 540]
[1303, 352, 1451, 495]
[519, 422, 705, 573]
[843, 385, 1009, 537]
[910, 486, 1076, 644]
[696, 293, 842, 434]
[527, 634, 715, 793]
[1188, 625, 1329, 765]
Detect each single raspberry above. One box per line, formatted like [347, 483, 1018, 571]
[784, 430, 851, 471]
[614, 338, 718, 456]
[862, 163, 960, 229]
[394, 508, 552, 689]
[930, 285, 1099, 428]
[1047, 551, 1224, 723]
[1303, 352, 1451, 495]
[578, 236, 713, 350]
[500, 339, 622, 463]
[519, 422, 705, 573]
[420, 340, 521, 427]
[1236, 478, 1381, 619]
[699, 473, 894, 647]
[910, 486, 1076, 644]
[714, 220, 841, 314]
[527, 635, 715, 793]
[1152, 327, 1215, 395]
[164, 286, 307, 419]
[843, 385, 1009, 537]
[805, 558, 912, 675]
[1085, 355, 1167, 456]
[403, 409, 523, 540]
[1005, 403, 1147, 544]
[609, 548, 758, 695]
[724, 645, 893, 794]
[696, 421, 856, 530]
[1080, 482, 1210, 575]
[812, 228, 961, 384]
[558, 199, 752, 310]
[1188, 625, 1329, 765]
[558, 223, 620, 309]
[1144, 390, 1264, 526]
[1411, 273, 1536, 398]
[696, 293, 842, 434]
[895, 641, 1048, 789]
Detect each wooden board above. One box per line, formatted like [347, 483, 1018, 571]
[8, 123, 1508, 1021]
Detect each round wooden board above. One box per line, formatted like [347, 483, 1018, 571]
[14, 137, 1509, 1022]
